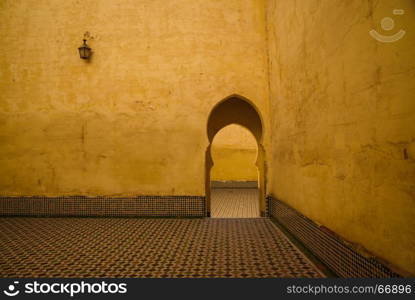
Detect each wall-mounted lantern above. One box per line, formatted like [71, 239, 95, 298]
[78, 39, 92, 60]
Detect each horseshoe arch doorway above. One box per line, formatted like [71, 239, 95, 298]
[205, 95, 266, 217]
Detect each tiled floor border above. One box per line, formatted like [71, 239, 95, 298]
[211, 181, 258, 189]
[0, 196, 206, 217]
[266, 196, 402, 278]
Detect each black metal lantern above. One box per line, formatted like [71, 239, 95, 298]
[78, 39, 91, 59]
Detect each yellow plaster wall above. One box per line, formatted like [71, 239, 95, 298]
[0, 0, 269, 196]
[211, 124, 258, 182]
[2, 0, 414, 275]
[266, 0, 415, 274]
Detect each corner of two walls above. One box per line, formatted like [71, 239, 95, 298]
[265, 0, 415, 274]
[1, 0, 414, 275]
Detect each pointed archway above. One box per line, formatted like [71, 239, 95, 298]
[205, 94, 266, 217]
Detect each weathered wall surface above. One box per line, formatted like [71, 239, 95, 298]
[0, 0, 269, 196]
[266, 0, 415, 273]
[2, 0, 414, 275]
[211, 124, 258, 182]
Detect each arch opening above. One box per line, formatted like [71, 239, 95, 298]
[205, 95, 266, 217]
[210, 124, 260, 217]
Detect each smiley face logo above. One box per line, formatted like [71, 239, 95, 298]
[370, 9, 406, 43]
[3, 282, 20, 297]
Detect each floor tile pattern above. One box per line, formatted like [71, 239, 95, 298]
[0, 218, 323, 278]
[211, 188, 259, 218]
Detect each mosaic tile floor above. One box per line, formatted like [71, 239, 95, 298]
[211, 188, 259, 218]
[0, 218, 323, 278]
